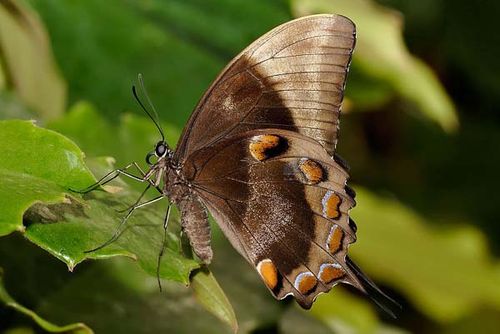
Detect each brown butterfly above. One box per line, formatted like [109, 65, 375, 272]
[80, 14, 399, 315]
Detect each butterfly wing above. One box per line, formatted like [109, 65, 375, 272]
[175, 14, 398, 312]
[182, 129, 359, 308]
[174, 14, 355, 161]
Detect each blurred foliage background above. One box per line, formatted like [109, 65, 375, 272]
[1, 0, 499, 333]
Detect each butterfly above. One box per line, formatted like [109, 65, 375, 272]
[80, 14, 399, 315]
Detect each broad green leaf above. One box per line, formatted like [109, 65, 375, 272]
[0, 267, 92, 334]
[291, 0, 459, 132]
[0, 120, 95, 236]
[191, 269, 238, 333]
[23, 157, 199, 283]
[0, 120, 198, 283]
[350, 187, 500, 322]
[0, 234, 233, 334]
[0, 0, 66, 119]
[34, 259, 233, 333]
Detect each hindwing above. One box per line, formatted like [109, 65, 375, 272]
[184, 129, 358, 308]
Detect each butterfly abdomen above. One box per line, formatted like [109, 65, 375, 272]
[180, 196, 213, 264]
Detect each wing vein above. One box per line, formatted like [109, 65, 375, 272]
[274, 33, 354, 57]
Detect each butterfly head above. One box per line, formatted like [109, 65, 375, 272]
[146, 140, 173, 166]
[132, 74, 174, 166]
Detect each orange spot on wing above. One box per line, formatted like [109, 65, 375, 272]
[298, 158, 324, 184]
[322, 191, 341, 219]
[327, 225, 344, 254]
[249, 135, 281, 161]
[319, 263, 345, 284]
[295, 272, 318, 295]
[257, 259, 278, 290]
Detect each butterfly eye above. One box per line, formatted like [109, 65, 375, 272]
[155, 141, 167, 157]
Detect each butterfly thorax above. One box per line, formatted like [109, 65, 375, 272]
[160, 160, 191, 204]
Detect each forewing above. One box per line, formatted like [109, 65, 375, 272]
[175, 14, 356, 161]
[184, 129, 360, 308]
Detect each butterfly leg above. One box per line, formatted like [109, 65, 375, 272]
[116, 183, 152, 213]
[71, 162, 149, 194]
[156, 202, 172, 292]
[84, 195, 165, 253]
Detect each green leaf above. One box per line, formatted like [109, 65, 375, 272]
[27, 0, 291, 127]
[0, 53, 5, 90]
[310, 287, 379, 333]
[279, 307, 333, 334]
[0, 267, 92, 334]
[23, 157, 199, 283]
[308, 287, 409, 334]
[349, 187, 500, 322]
[0, 0, 66, 119]
[34, 259, 234, 333]
[291, 0, 459, 132]
[0, 119, 198, 283]
[0, 120, 94, 236]
[47, 101, 180, 170]
[191, 269, 238, 333]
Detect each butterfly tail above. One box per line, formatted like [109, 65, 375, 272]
[345, 256, 402, 318]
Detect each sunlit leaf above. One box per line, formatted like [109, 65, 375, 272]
[0, 0, 66, 119]
[191, 269, 238, 333]
[0, 120, 94, 236]
[310, 287, 379, 333]
[23, 157, 199, 283]
[0, 120, 198, 283]
[350, 187, 500, 322]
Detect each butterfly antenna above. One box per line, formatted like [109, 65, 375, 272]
[346, 256, 402, 318]
[138, 73, 165, 141]
[132, 75, 165, 141]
